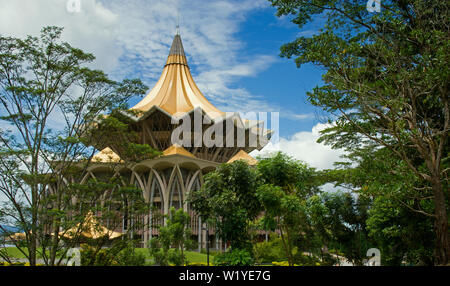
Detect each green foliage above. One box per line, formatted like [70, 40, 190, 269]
[148, 207, 196, 266]
[214, 248, 254, 266]
[306, 191, 372, 266]
[148, 240, 170, 266]
[271, 0, 450, 264]
[322, 146, 437, 265]
[81, 244, 115, 266]
[258, 152, 319, 197]
[80, 241, 146, 266]
[367, 196, 435, 265]
[0, 26, 155, 266]
[256, 152, 320, 266]
[253, 235, 289, 264]
[188, 160, 261, 250]
[114, 244, 146, 266]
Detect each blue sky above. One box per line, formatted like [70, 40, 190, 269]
[230, 7, 328, 137]
[0, 0, 345, 171]
[112, 1, 329, 138]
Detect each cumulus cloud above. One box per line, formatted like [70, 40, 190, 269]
[0, 0, 277, 113]
[0, 0, 122, 72]
[0, 0, 290, 134]
[104, 0, 277, 113]
[251, 122, 347, 170]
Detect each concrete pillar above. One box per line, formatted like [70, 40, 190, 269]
[149, 211, 152, 242]
[198, 217, 202, 252]
[202, 224, 207, 250]
[143, 214, 148, 247]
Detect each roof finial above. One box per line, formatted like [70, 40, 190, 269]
[176, 11, 180, 35]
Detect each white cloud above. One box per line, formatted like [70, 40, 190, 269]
[105, 0, 277, 112]
[286, 112, 315, 121]
[0, 0, 278, 114]
[0, 0, 122, 72]
[251, 122, 346, 170]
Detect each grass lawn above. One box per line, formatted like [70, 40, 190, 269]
[186, 251, 214, 263]
[1, 247, 62, 259]
[3, 247, 215, 265]
[2, 247, 29, 259]
[135, 248, 215, 264]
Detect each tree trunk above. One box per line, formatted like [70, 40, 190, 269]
[29, 185, 38, 266]
[28, 233, 36, 266]
[431, 177, 449, 265]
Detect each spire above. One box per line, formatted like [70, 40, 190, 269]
[176, 12, 180, 35]
[130, 33, 224, 119]
[168, 34, 185, 57]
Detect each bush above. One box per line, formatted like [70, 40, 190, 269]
[293, 252, 323, 266]
[80, 244, 114, 266]
[168, 249, 185, 266]
[214, 248, 254, 266]
[115, 245, 146, 266]
[253, 236, 287, 264]
[80, 241, 146, 266]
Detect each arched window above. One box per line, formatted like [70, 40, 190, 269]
[169, 175, 183, 210]
[187, 176, 201, 233]
[150, 177, 164, 231]
[187, 176, 201, 213]
[150, 178, 164, 214]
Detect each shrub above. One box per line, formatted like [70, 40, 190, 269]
[253, 236, 287, 264]
[80, 241, 146, 266]
[115, 245, 146, 266]
[293, 252, 323, 266]
[168, 249, 185, 266]
[214, 248, 254, 266]
[80, 244, 114, 266]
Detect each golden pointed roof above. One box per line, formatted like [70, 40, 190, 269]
[227, 150, 258, 165]
[131, 34, 224, 119]
[92, 147, 123, 163]
[59, 212, 123, 240]
[162, 144, 196, 158]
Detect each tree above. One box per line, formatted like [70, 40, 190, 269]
[271, 0, 449, 264]
[0, 26, 154, 265]
[367, 195, 435, 266]
[188, 160, 261, 251]
[148, 207, 195, 266]
[324, 143, 437, 265]
[256, 152, 320, 265]
[306, 191, 372, 266]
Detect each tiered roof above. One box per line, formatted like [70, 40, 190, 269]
[130, 34, 224, 119]
[226, 150, 258, 166]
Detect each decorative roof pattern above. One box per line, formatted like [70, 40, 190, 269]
[131, 34, 224, 119]
[92, 147, 123, 163]
[162, 144, 196, 158]
[60, 212, 123, 240]
[227, 150, 258, 166]
[168, 34, 185, 56]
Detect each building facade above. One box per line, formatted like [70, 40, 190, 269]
[86, 33, 270, 250]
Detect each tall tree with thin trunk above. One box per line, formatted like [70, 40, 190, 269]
[270, 0, 449, 264]
[0, 26, 153, 265]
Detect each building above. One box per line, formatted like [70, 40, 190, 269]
[85, 32, 271, 250]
